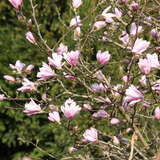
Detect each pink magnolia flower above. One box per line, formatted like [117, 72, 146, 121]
[130, 1, 139, 11]
[146, 53, 160, 70]
[96, 50, 110, 66]
[28, 19, 32, 25]
[110, 118, 120, 125]
[94, 21, 106, 30]
[17, 78, 36, 92]
[37, 62, 55, 80]
[48, 53, 63, 69]
[9, 60, 25, 74]
[122, 75, 128, 83]
[150, 29, 158, 39]
[70, 16, 81, 27]
[113, 84, 123, 97]
[0, 95, 4, 101]
[9, 0, 22, 9]
[91, 83, 101, 92]
[83, 104, 92, 110]
[25, 64, 34, 73]
[97, 110, 109, 118]
[57, 43, 68, 55]
[25, 32, 36, 44]
[83, 128, 98, 142]
[155, 107, 160, 120]
[74, 26, 81, 40]
[130, 23, 143, 36]
[114, 8, 122, 19]
[3, 75, 15, 83]
[72, 0, 82, 9]
[138, 58, 151, 75]
[48, 111, 61, 123]
[61, 98, 81, 119]
[119, 31, 130, 45]
[66, 50, 79, 67]
[102, 6, 115, 24]
[124, 85, 143, 106]
[132, 38, 150, 56]
[139, 75, 147, 86]
[69, 147, 77, 152]
[24, 99, 41, 116]
[63, 72, 75, 81]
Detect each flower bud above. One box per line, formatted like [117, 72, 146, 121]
[25, 32, 36, 44]
[9, 0, 22, 9]
[155, 107, 160, 120]
[130, 1, 139, 11]
[0, 95, 4, 101]
[72, 0, 82, 9]
[3, 75, 15, 83]
[110, 118, 120, 125]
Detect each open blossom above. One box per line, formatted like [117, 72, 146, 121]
[17, 78, 36, 92]
[146, 53, 160, 70]
[57, 43, 68, 55]
[48, 111, 61, 123]
[114, 8, 122, 19]
[25, 32, 36, 44]
[132, 38, 150, 56]
[130, 23, 143, 36]
[37, 62, 55, 80]
[66, 50, 79, 67]
[94, 21, 106, 30]
[155, 107, 160, 120]
[3, 75, 15, 83]
[70, 16, 81, 27]
[119, 31, 130, 45]
[9, 60, 25, 74]
[138, 58, 151, 75]
[61, 98, 81, 119]
[124, 85, 143, 106]
[102, 6, 115, 24]
[139, 75, 147, 86]
[72, 0, 82, 9]
[48, 53, 63, 69]
[9, 0, 22, 9]
[24, 99, 41, 116]
[96, 50, 110, 66]
[83, 128, 98, 142]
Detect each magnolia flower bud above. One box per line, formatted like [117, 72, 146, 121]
[72, 0, 82, 9]
[110, 118, 120, 125]
[83, 128, 98, 142]
[113, 136, 120, 145]
[9, 0, 22, 9]
[25, 32, 36, 44]
[3, 75, 15, 83]
[0, 95, 4, 101]
[130, 1, 139, 11]
[155, 107, 160, 120]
